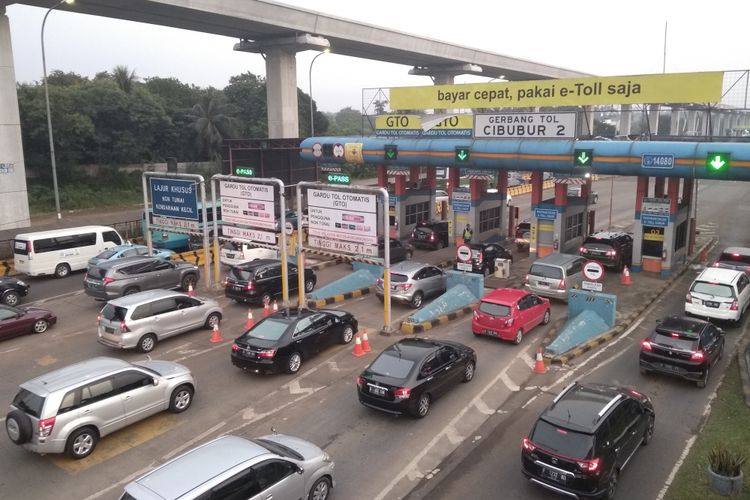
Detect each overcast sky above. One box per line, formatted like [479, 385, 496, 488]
[5, 0, 749, 113]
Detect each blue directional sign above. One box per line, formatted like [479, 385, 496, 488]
[149, 177, 198, 220]
[452, 201, 471, 213]
[641, 214, 669, 227]
[534, 208, 558, 220]
[641, 153, 674, 169]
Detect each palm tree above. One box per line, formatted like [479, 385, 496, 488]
[188, 93, 239, 161]
[112, 65, 137, 94]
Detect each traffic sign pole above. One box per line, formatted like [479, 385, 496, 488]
[296, 184, 306, 309]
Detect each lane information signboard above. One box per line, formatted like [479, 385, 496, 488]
[475, 112, 577, 139]
[150, 177, 198, 221]
[308, 189, 378, 244]
[220, 181, 276, 230]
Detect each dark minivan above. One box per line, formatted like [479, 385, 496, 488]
[411, 221, 450, 250]
[224, 259, 316, 304]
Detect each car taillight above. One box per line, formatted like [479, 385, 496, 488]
[394, 387, 411, 399]
[244, 282, 255, 291]
[223, 277, 229, 287]
[558, 278, 566, 290]
[356, 376, 364, 387]
[473, 310, 479, 319]
[606, 250, 617, 256]
[505, 317, 514, 326]
[577, 457, 601, 473]
[231, 344, 240, 351]
[522, 437, 536, 452]
[119, 321, 130, 333]
[38, 416, 55, 438]
[730, 300, 738, 311]
[477, 253, 483, 264]
[641, 339, 652, 351]
[26, 241, 33, 254]
[96, 313, 102, 322]
[376, 278, 384, 286]
[429, 232, 436, 241]
[411, 231, 416, 239]
[102, 277, 115, 285]
[713, 262, 720, 267]
[524, 274, 529, 284]
[579, 247, 588, 253]
[258, 349, 276, 359]
[396, 283, 413, 290]
[685, 293, 692, 303]
[691, 350, 705, 362]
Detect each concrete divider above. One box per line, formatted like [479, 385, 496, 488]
[400, 271, 482, 334]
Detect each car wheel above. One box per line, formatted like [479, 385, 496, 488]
[32, 319, 49, 334]
[168, 384, 194, 413]
[123, 287, 140, 296]
[542, 310, 551, 325]
[462, 361, 475, 383]
[411, 292, 424, 309]
[2, 291, 19, 306]
[304, 278, 316, 293]
[308, 477, 332, 500]
[340, 324, 354, 345]
[181, 274, 197, 291]
[65, 426, 98, 459]
[376, 295, 384, 302]
[697, 366, 709, 388]
[513, 329, 523, 345]
[413, 393, 431, 418]
[204, 312, 221, 329]
[642, 414, 654, 446]
[138, 333, 157, 353]
[5, 410, 32, 444]
[54, 263, 71, 279]
[603, 470, 618, 500]
[286, 352, 302, 374]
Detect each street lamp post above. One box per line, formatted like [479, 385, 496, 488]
[41, 0, 73, 220]
[308, 48, 329, 137]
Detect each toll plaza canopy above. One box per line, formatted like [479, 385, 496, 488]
[299, 137, 750, 181]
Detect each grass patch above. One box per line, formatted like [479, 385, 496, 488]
[665, 356, 750, 499]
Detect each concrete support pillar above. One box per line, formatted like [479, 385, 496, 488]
[377, 165, 388, 188]
[683, 177, 695, 254]
[265, 48, 299, 138]
[581, 177, 592, 198]
[632, 176, 650, 271]
[0, 8, 30, 230]
[432, 74, 455, 85]
[682, 177, 693, 207]
[447, 167, 460, 196]
[531, 171, 544, 205]
[409, 166, 420, 188]
[394, 174, 407, 196]
[469, 178, 485, 200]
[618, 104, 632, 136]
[648, 104, 660, 136]
[425, 168, 436, 190]
[667, 177, 680, 216]
[554, 183, 568, 206]
[653, 177, 665, 197]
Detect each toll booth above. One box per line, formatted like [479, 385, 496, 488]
[383, 166, 440, 240]
[449, 169, 508, 245]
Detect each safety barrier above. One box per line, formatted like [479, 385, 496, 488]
[400, 304, 477, 334]
[307, 286, 375, 309]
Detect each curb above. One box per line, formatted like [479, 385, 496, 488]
[310, 258, 342, 271]
[400, 304, 478, 334]
[306, 285, 375, 309]
[739, 342, 750, 408]
[549, 238, 717, 365]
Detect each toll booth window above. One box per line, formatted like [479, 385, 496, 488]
[674, 221, 687, 252]
[479, 207, 501, 233]
[389, 215, 397, 227]
[405, 202, 430, 225]
[564, 213, 584, 241]
[642, 226, 664, 258]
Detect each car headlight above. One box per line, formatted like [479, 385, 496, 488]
[17, 280, 27, 287]
[322, 452, 332, 463]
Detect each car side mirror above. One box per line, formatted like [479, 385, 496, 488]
[655, 319, 662, 324]
[152, 378, 160, 386]
[717, 328, 725, 336]
[296, 466, 305, 475]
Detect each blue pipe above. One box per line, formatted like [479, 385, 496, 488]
[300, 137, 750, 181]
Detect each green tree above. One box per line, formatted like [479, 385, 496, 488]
[223, 72, 267, 138]
[111, 65, 138, 94]
[188, 91, 239, 160]
[327, 106, 369, 135]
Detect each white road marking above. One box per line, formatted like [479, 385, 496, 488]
[327, 361, 340, 372]
[445, 427, 463, 445]
[81, 462, 158, 500]
[173, 340, 232, 362]
[473, 399, 495, 415]
[520, 352, 535, 370]
[162, 421, 226, 460]
[0, 347, 20, 355]
[164, 342, 192, 354]
[500, 371, 520, 392]
[286, 380, 315, 395]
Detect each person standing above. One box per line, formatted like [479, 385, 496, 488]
[463, 223, 474, 244]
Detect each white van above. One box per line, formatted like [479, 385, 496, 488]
[13, 226, 122, 278]
[220, 241, 278, 267]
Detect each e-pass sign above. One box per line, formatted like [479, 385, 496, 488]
[456, 244, 472, 263]
[583, 261, 605, 281]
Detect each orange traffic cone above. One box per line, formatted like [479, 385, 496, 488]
[533, 347, 547, 374]
[272, 299, 279, 313]
[263, 301, 270, 318]
[361, 328, 371, 353]
[246, 309, 255, 329]
[188, 282, 194, 297]
[620, 266, 632, 286]
[352, 334, 365, 357]
[210, 323, 223, 343]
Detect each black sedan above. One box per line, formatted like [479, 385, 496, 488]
[357, 338, 476, 418]
[231, 308, 357, 374]
[0, 277, 30, 306]
[639, 315, 724, 388]
[0, 304, 56, 341]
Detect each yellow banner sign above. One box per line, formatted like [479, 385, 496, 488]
[389, 72, 723, 110]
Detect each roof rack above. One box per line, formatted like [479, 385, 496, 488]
[552, 382, 577, 404]
[596, 394, 622, 421]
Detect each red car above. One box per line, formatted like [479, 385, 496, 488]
[0, 304, 56, 341]
[472, 288, 550, 344]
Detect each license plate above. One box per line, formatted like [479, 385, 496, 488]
[232, 285, 243, 291]
[457, 262, 473, 272]
[226, 253, 235, 259]
[105, 327, 114, 334]
[542, 467, 566, 484]
[536, 282, 549, 288]
[369, 385, 386, 397]
[483, 329, 497, 336]
[705, 301, 720, 308]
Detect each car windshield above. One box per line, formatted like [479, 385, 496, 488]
[652, 331, 698, 351]
[101, 304, 128, 322]
[246, 319, 289, 341]
[532, 420, 594, 460]
[479, 301, 511, 317]
[529, 264, 563, 280]
[96, 249, 118, 259]
[390, 273, 408, 283]
[229, 267, 254, 281]
[691, 281, 734, 298]
[12, 389, 45, 418]
[414, 226, 434, 235]
[369, 352, 415, 379]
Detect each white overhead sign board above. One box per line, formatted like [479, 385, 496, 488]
[307, 189, 378, 244]
[220, 181, 276, 229]
[222, 225, 276, 245]
[474, 112, 577, 139]
[308, 235, 378, 257]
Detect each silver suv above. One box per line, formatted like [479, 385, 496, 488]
[375, 261, 447, 308]
[98, 290, 222, 353]
[121, 434, 335, 500]
[5, 357, 195, 459]
[84, 256, 199, 300]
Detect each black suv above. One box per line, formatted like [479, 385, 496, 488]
[0, 277, 30, 306]
[224, 259, 316, 304]
[411, 221, 450, 250]
[639, 315, 724, 388]
[454, 243, 513, 276]
[579, 231, 633, 271]
[522, 383, 654, 500]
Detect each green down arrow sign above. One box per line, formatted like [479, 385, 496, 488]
[574, 149, 594, 167]
[455, 147, 470, 163]
[706, 152, 730, 173]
